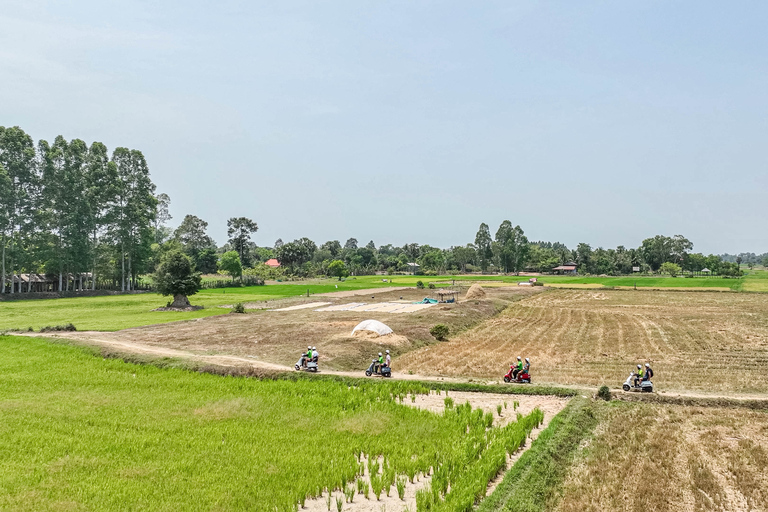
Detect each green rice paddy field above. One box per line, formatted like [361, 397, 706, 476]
[0, 272, 764, 331]
[0, 335, 544, 512]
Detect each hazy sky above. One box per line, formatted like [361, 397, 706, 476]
[2, 1, 766, 254]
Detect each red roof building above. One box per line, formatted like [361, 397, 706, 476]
[265, 258, 281, 268]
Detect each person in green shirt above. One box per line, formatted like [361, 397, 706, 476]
[376, 352, 384, 373]
[513, 356, 523, 379]
[633, 364, 644, 387]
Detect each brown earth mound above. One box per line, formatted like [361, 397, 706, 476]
[465, 283, 487, 300]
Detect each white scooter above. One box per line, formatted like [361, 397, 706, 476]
[294, 353, 318, 373]
[622, 372, 653, 393]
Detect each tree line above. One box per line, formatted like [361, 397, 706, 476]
[1, 126, 157, 293]
[2, 125, 746, 295]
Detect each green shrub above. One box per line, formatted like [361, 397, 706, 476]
[416, 280, 425, 289]
[597, 385, 612, 401]
[430, 324, 449, 341]
[428, 282, 436, 289]
[40, 323, 76, 332]
[232, 303, 246, 314]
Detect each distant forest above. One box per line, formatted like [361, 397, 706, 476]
[0, 126, 753, 293]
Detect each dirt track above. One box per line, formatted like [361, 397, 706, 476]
[24, 331, 767, 404]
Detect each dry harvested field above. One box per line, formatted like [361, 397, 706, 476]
[53, 287, 542, 371]
[398, 289, 768, 394]
[557, 403, 768, 512]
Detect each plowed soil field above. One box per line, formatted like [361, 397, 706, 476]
[398, 289, 768, 394]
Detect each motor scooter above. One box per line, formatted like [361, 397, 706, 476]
[503, 365, 531, 384]
[294, 353, 318, 372]
[365, 360, 391, 378]
[622, 372, 653, 392]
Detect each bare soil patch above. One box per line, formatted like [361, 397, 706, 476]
[41, 287, 542, 371]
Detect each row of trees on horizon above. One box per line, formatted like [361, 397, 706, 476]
[2, 126, 755, 294]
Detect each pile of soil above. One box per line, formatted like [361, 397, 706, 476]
[465, 283, 487, 300]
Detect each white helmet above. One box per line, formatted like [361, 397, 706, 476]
[517, 356, 521, 360]
[525, 358, 529, 362]
[644, 363, 649, 367]
[637, 364, 642, 369]
[378, 352, 382, 356]
[308, 346, 312, 349]
[386, 350, 390, 354]
[312, 346, 316, 350]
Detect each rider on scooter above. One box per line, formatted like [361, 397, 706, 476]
[522, 357, 530, 376]
[384, 350, 391, 369]
[311, 347, 319, 363]
[513, 356, 523, 379]
[375, 352, 383, 373]
[643, 362, 653, 381]
[633, 364, 644, 387]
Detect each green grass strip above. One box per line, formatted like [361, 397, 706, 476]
[477, 397, 598, 512]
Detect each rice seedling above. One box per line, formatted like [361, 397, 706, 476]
[396, 476, 407, 500]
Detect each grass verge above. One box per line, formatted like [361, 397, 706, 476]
[477, 397, 599, 512]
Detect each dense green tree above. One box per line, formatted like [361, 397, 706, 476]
[495, 221, 529, 273]
[219, 251, 243, 282]
[320, 240, 341, 257]
[660, 261, 681, 277]
[227, 217, 258, 266]
[195, 248, 219, 274]
[474, 223, 493, 272]
[153, 250, 201, 308]
[154, 193, 172, 244]
[0, 126, 37, 294]
[275, 241, 311, 272]
[328, 259, 349, 280]
[108, 148, 157, 291]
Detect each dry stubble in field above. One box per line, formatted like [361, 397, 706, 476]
[556, 403, 768, 512]
[398, 289, 768, 393]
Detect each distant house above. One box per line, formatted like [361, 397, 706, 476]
[552, 261, 578, 275]
[264, 258, 281, 268]
[406, 262, 420, 274]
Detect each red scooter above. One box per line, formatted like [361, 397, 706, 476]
[503, 366, 531, 384]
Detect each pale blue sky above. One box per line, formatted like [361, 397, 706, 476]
[2, 1, 766, 254]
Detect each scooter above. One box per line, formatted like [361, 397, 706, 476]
[294, 354, 318, 373]
[503, 366, 531, 384]
[622, 372, 653, 392]
[365, 360, 391, 378]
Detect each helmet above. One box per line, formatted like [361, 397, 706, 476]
[525, 358, 529, 362]
[386, 350, 390, 354]
[517, 356, 521, 360]
[378, 352, 382, 356]
[312, 346, 316, 350]
[637, 364, 642, 369]
[645, 363, 649, 367]
[308, 346, 312, 349]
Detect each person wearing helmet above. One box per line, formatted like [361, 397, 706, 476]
[634, 364, 644, 387]
[311, 346, 319, 363]
[522, 357, 530, 375]
[376, 352, 384, 373]
[384, 349, 391, 369]
[643, 362, 653, 381]
[513, 356, 523, 379]
[305, 346, 312, 368]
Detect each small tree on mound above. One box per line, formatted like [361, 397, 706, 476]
[153, 250, 202, 308]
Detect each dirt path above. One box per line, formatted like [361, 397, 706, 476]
[20, 332, 767, 404]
